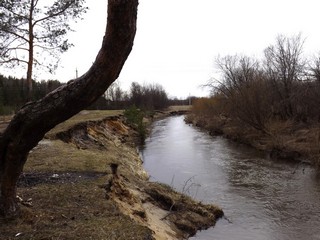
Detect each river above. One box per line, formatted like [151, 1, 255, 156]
[140, 115, 320, 240]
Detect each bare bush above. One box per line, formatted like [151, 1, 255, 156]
[215, 55, 272, 132]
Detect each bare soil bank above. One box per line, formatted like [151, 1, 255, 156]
[0, 110, 222, 240]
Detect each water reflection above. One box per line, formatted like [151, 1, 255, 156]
[141, 116, 320, 240]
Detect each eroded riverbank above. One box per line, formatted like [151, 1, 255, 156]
[0, 110, 222, 240]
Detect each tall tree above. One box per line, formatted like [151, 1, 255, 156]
[0, 0, 87, 99]
[264, 34, 305, 118]
[0, 0, 138, 218]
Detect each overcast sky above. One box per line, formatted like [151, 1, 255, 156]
[4, 0, 320, 99]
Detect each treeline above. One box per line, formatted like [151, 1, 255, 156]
[89, 81, 191, 111]
[0, 75, 184, 115]
[193, 34, 320, 132]
[90, 82, 170, 110]
[0, 74, 61, 114]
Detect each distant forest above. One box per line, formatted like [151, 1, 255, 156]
[0, 74, 188, 115]
[0, 75, 61, 114]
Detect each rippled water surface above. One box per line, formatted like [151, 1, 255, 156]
[140, 116, 320, 240]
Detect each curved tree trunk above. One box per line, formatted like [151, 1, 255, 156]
[0, 0, 139, 218]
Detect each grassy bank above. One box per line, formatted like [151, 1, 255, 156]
[0, 109, 222, 240]
[186, 109, 320, 166]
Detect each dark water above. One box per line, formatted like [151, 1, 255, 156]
[140, 116, 320, 240]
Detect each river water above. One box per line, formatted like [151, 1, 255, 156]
[140, 116, 320, 240]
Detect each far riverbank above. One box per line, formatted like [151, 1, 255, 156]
[185, 113, 320, 167]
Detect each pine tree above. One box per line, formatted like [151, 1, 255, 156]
[0, 0, 87, 99]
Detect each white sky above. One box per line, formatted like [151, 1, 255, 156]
[4, 0, 320, 99]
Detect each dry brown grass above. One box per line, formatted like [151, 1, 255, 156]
[1, 109, 223, 240]
[167, 105, 191, 112]
[26, 140, 107, 173]
[189, 106, 320, 165]
[2, 180, 152, 240]
[46, 110, 123, 138]
[0, 110, 153, 240]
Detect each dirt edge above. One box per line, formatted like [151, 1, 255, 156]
[46, 113, 223, 239]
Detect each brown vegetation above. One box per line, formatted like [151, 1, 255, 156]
[0, 0, 138, 218]
[188, 34, 320, 166]
[0, 110, 222, 239]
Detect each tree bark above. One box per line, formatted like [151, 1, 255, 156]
[0, 0, 139, 218]
[26, 0, 35, 100]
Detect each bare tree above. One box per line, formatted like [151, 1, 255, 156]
[105, 80, 123, 102]
[130, 82, 143, 107]
[216, 55, 272, 132]
[284, 52, 320, 122]
[264, 34, 306, 118]
[215, 55, 259, 96]
[0, 0, 138, 218]
[129, 82, 168, 110]
[0, 0, 87, 99]
[309, 53, 320, 83]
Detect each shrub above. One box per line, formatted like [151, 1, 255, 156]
[123, 105, 146, 142]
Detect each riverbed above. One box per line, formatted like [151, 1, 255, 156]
[140, 115, 320, 240]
